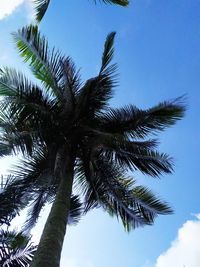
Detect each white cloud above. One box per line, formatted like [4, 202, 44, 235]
[155, 214, 200, 267]
[0, 0, 26, 20]
[25, 0, 35, 22]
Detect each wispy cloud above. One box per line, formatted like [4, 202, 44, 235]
[155, 214, 200, 267]
[25, 0, 35, 22]
[142, 260, 154, 267]
[0, 0, 25, 20]
[0, 0, 34, 22]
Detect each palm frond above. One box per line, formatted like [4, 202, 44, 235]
[0, 142, 12, 157]
[23, 193, 82, 232]
[0, 67, 62, 155]
[83, 130, 173, 177]
[0, 68, 19, 97]
[10, 147, 81, 231]
[68, 195, 83, 225]
[22, 187, 55, 233]
[0, 175, 31, 226]
[0, 147, 55, 227]
[99, 32, 117, 74]
[93, 0, 129, 6]
[0, 112, 40, 157]
[0, 68, 58, 131]
[0, 130, 40, 157]
[76, 76, 114, 118]
[59, 57, 81, 116]
[34, 0, 50, 22]
[33, 0, 128, 23]
[101, 180, 172, 231]
[103, 144, 173, 176]
[13, 25, 64, 102]
[75, 32, 118, 118]
[76, 157, 172, 231]
[0, 230, 37, 267]
[11, 148, 56, 233]
[12, 148, 55, 185]
[99, 97, 186, 138]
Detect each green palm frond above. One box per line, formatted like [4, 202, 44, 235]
[13, 25, 63, 102]
[100, 97, 185, 138]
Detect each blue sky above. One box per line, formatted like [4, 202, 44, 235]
[0, 0, 200, 266]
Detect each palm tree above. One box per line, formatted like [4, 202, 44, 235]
[34, 0, 129, 22]
[0, 26, 185, 267]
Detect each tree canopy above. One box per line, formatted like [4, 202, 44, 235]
[0, 26, 185, 266]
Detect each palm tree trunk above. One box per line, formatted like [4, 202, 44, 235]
[30, 154, 74, 267]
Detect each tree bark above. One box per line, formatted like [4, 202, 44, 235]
[30, 153, 74, 267]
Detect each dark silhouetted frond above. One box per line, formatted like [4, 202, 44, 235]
[99, 97, 185, 138]
[94, 0, 129, 6]
[75, 157, 172, 231]
[68, 195, 83, 225]
[0, 229, 37, 266]
[34, 0, 50, 22]
[33, 0, 128, 23]
[100, 32, 116, 74]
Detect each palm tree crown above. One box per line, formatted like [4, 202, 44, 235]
[0, 26, 185, 266]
